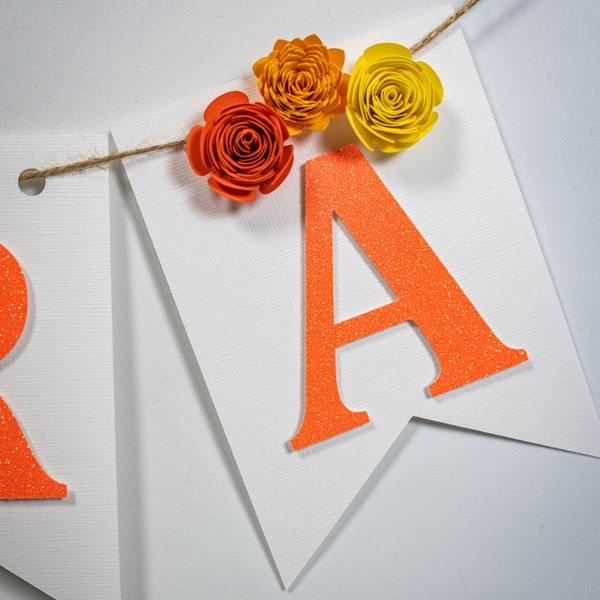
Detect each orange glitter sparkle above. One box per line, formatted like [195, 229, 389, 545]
[290, 145, 527, 450]
[0, 244, 27, 360]
[0, 244, 67, 499]
[0, 397, 68, 499]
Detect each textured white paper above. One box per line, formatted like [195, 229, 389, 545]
[0, 136, 120, 599]
[112, 8, 600, 587]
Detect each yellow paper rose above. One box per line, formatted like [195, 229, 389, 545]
[345, 43, 443, 153]
[253, 34, 349, 135]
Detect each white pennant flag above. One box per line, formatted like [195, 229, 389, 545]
[0, 134, 120, 599]
[112, 8, 600, 587]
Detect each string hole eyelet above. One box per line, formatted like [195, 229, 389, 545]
[18, 170, 46, 196]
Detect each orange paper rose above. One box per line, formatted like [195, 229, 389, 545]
[345, 43, 443, 153]
[186, 91, 294, 202]
[253, 34, 349, 135]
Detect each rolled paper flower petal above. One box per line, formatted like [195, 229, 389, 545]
[186, 91, 294, 202]
[253, 34, 349, 135]
[345, 43, 443, 153]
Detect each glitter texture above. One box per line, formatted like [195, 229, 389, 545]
[0, 397, 67, 499]
[291, 145, 527, 450]
[0, 244, 27, 360]
[0, 244, 67, 499]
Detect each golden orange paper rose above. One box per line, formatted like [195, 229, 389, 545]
[253, 34, 349, 135]
[345, 43, 443, 153]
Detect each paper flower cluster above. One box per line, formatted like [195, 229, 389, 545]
[186, 35, 443, 202]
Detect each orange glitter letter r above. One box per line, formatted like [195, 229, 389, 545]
[1, 244, 67, 499]
[291, 145, 527, 450]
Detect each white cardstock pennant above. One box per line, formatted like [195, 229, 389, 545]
[112, 8, 600, 587]
[0, 135, 120, 599]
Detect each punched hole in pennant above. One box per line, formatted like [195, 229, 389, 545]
[18, 170, 46, 196]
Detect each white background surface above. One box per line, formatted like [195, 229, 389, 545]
[1, 1, 599, 598]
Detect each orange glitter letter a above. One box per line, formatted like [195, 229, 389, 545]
[291, 145, 527, 450]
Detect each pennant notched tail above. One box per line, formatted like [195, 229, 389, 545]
[291, 145, 527, 450]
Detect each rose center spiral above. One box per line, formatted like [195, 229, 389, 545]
[234, 127, 262, 155]
[365, 73, 414, 125]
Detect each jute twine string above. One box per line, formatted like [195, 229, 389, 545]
[19, 0, 481, 183]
